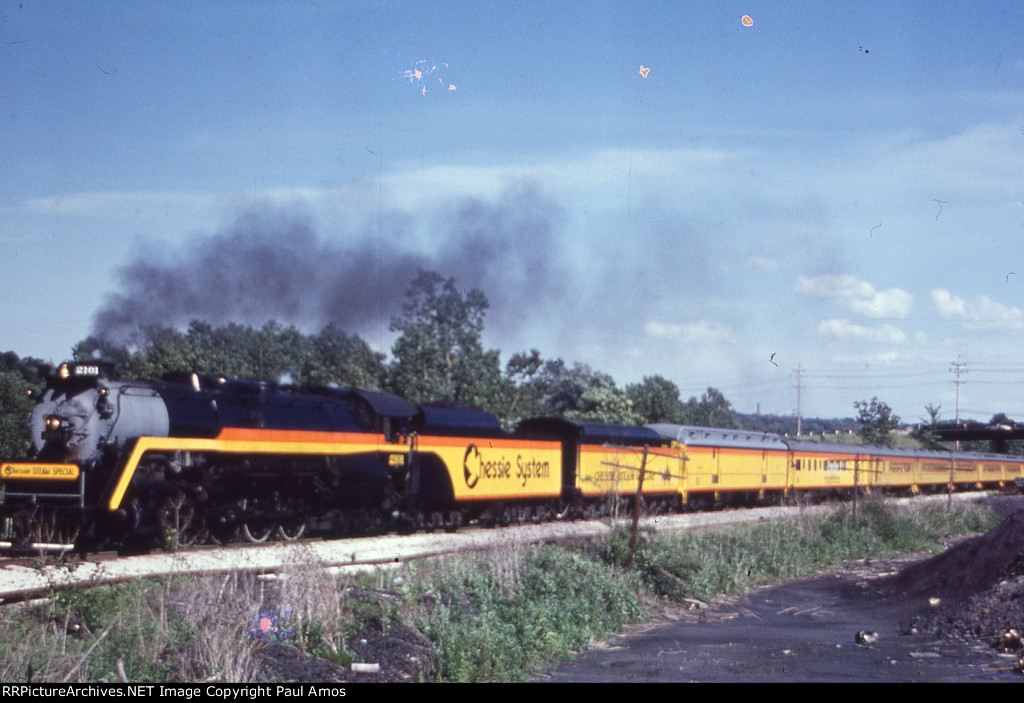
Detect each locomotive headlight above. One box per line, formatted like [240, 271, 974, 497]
[46, 416, 62, 430]
[58, 363, 70, 379]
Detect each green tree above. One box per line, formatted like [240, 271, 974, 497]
[683, 387, 741, 428]
[301, 325, 387, 389]
[917, 403, 948, 451]
[504, 349, 545, 423]
[522, 360, 639, 424]
[855, 397, 900, 446]
[0, 369, 41, 459]
[74, 321, 388, 389]
[389, 270, 508, 411]
[0, 352, 47, 386]
[0, 352, 48, 459]
[626, 375, 686, 424]
[564, 373, 641, 425]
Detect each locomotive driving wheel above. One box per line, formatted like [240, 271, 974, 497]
[239, 498, 273, 543]
[207, 502, 240, 545]
[272, 495, 307, 541]
[275, 520, 306, 541]
[158, 490, 208, 550]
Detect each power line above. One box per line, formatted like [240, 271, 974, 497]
[800, 368, 938, 378]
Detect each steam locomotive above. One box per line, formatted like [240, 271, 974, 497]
[1, 362, 1022, 552]
[0, 362, 675, 551]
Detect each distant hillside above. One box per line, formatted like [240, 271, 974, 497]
[736, 413, 857, 437]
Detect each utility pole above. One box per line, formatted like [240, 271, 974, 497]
[794, 364, 803, 436]
[948, 355, 967, 511]
[950, 355, 967, 425]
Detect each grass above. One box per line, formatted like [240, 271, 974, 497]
[409, 540, 643, 681]
[596, 498, 999, 603]
[0, 497, 1002, 683]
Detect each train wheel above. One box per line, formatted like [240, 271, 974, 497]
[442, 510, 463, 533]
[239, 499, 273, 543]
[209, 522, 239, 546]
[275, 497, 308, 541]
[478, 509, 496, 528]
[242, 521, 273, 543]
[208, 500, 241, 545]
[159, 491, 207, 551]
[276, 518, 307, 542]
[402, 510, 426, 533]
[424, 511, 443, 532]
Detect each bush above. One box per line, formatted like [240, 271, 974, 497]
[416, 544, 642, 682]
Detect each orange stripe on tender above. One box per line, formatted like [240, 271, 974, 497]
[217, 428, 384, 444]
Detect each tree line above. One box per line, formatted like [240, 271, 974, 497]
[1, 269, 1018, 458]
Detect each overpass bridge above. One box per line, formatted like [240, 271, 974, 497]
[917, 422, 1024, 453]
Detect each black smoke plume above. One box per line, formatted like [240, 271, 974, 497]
[91, 182, 567, 348]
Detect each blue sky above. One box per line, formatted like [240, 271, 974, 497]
[3, 1, 1024, 422]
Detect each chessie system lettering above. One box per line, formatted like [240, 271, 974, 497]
[463, 445, 550, 488]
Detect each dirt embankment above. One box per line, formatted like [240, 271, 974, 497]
[895, 510, 1024, 664]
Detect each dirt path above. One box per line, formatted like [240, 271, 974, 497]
[536, 557, 1017, 682]
[537, 496, 1024, 683]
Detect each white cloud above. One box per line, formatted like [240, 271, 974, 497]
[796, 274, 912, 318]
[931, 289, 1024, 331]
[815, 319, 907, 344]
[931, 289, 968, 317]
[644, 320, 733, 344]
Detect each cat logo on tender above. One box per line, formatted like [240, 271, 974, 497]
[463, 444, 481, 488]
